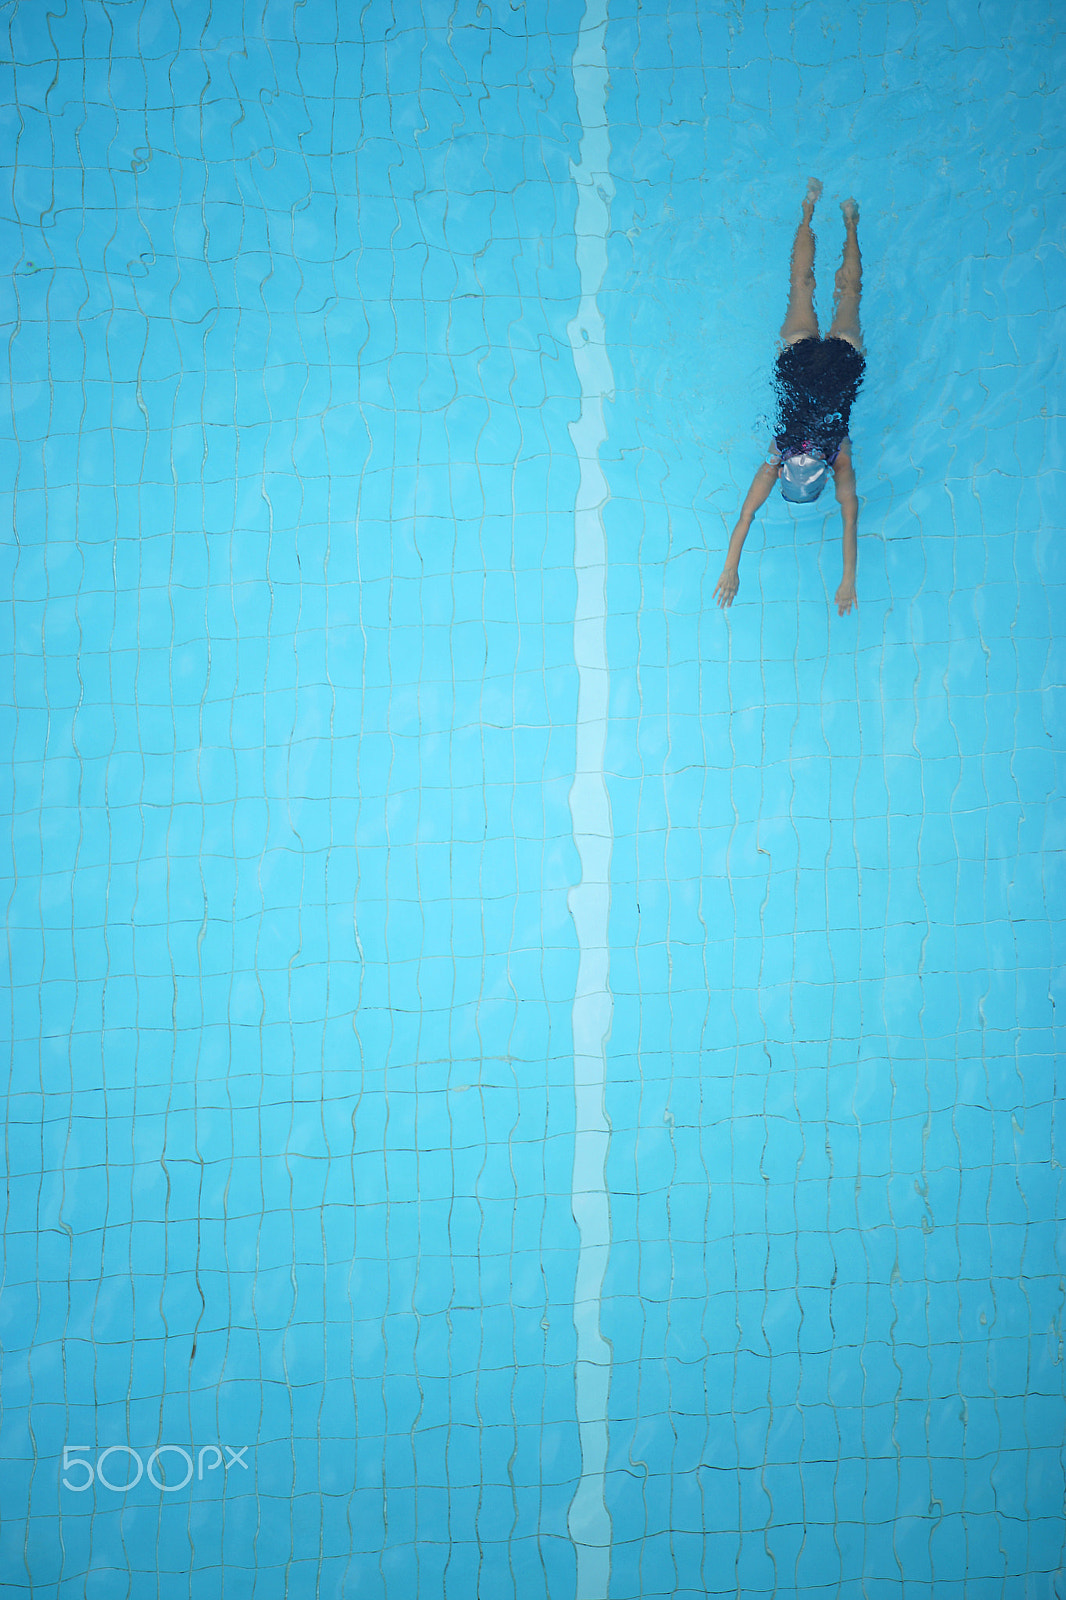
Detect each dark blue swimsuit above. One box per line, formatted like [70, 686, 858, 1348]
[773, 336, 865, 461]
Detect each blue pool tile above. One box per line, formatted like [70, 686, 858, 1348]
[1, 2, 1063, 1595]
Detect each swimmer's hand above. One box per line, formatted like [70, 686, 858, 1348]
[835, 575, 857, 616]
[714, 564, 739, 609]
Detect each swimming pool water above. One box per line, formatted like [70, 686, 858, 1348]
[1, 0, 1063, 1595]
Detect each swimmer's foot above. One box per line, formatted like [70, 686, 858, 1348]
[841, 196, 859, 224]
[802, 177, 823, 222]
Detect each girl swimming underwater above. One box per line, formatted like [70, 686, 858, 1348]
[714, 180, 865, 616]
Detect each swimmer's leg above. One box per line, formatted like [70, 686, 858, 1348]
[779, 178, 822, 345]
[828, 198, 863, 349]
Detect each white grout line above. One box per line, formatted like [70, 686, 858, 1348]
[566, 3, 614, 1595]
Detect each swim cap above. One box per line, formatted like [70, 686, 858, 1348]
[779, 451, 829, 503]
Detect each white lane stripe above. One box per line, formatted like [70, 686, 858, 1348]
[566, 2, 614, 1595]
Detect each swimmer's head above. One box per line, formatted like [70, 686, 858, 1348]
[779, 451, 830, 503]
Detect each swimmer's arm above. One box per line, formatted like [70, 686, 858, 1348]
[714, 461, 779, 609]
[832, 440, 858, 617]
